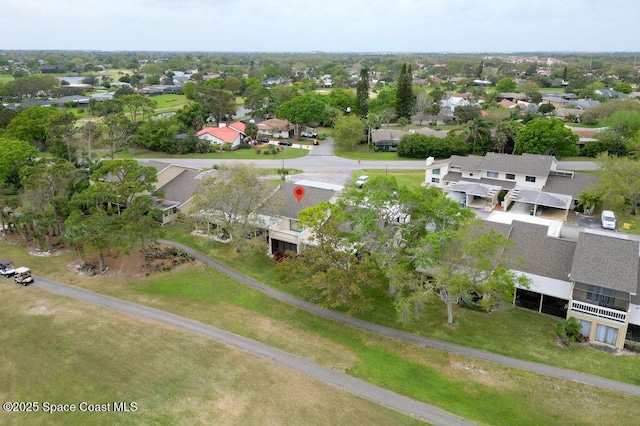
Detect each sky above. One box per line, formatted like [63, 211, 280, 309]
[1, 0, 639, 53]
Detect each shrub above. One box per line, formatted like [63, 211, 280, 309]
[397, 133, 468, 158]
[581, 141, 627, 158]
[554, 317, 583, 346]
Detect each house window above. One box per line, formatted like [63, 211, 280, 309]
[586, 285, 616, 308]
[431, 177, 440, 184]
[432, 168, 441, 176]
[506, 173, 515, 180]
[578, 319, 591, 338]
[290, 219, 305, 232]
[595, 324, 618, 346]
[487, 171, 498, 178]
[526, 176, 536, 183]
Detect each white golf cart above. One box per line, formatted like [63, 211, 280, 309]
[14, 267, 33, 285]
[0, 260, 15, 277]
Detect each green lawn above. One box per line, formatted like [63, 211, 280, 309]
[2, 239, 639, 425]
[159, 224, 640, 388]
[114, 146, 309, 160]
[0, 74, 14, 84]
[151, 94, 191, 114]
[357, 169, 426, 188]
[539, 88, 566, 93]
[334, 144, 410, 161]
[0, 279, 418, 426]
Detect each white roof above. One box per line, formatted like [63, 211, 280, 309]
[14, 266, 30, 273]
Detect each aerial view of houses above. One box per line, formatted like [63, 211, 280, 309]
[2, 1, 640, 423]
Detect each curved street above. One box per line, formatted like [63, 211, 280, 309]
[30, 274, 472, 426]
[142, 138, 600, 184]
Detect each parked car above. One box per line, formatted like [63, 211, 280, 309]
[14, 267, 33, 285]
[355, 175, 370, 188]
[601, 210, 617, 230]
[301, 130, 318, 138]
[0, 260, 15, 277]
[258, 137, 270, 143]
[278, 141, 293, 146]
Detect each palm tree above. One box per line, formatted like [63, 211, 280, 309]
[494, 121, 522, 154]
[466, 117, 491, 154]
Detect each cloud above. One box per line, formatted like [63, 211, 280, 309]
[0, 0, 638, 51]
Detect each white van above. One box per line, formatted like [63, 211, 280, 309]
[601, 210, 616, 230]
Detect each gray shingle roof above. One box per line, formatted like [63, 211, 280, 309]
[543, 173, 600, 200]
[158, 169, 201, 206]
[505, 220, 576, 281]
[570, 232, 640, 294]
[261, 182, 338, 219]
[449, 155, 484, 173]
[479, 153, 555, 177]
[139, 160, 171, 174]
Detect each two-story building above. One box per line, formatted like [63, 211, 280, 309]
[492, 216, 640, 351]
[259, 180, 343, 255]
[424, 153, 599, 220]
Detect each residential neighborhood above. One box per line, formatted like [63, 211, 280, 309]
[2, 46, 640, 425]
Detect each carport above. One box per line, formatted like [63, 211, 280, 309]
[446, 181, 501, 210]
[509, 188, 572, 221]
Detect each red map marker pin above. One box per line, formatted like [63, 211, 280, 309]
[293, 186, 305, 203]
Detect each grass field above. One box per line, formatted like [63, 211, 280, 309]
[0, 281, 420, 425]
[151, 94, 192, 114]
[357, 169, 426, 188]
[0, 237, 640, 424]
[2, 240, 640, 425]
[113, 146, 309, 160]
[158, 225, 640, 387]
[334, 144, 411, 161]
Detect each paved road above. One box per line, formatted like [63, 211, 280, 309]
[29, 275, 471, 425]
[141, 140, 599, 179]
[159, 239, 640, 398]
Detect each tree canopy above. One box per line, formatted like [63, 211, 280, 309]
[191, 164, 279, 253]
[514, 118, 578, 158]
[276, 93, 328, 134]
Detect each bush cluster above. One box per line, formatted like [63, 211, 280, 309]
[397, 133, 468, 158]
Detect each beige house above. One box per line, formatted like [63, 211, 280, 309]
[259, 180, 343, 255]
[140, 161, 203, 224]
[494, 217, 640, 351]
[257, 118, 295, 139]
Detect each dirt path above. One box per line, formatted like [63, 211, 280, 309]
[30, 275, 472, 426]
[160, 239, 640, 398]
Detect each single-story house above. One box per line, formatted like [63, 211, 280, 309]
[257, 118, 295, 139]
[372, 127, 449, 151]
[196, 122, 246, 149]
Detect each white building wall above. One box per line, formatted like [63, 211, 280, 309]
[514, 270, 572, 300]
[628, 303, 640, 326]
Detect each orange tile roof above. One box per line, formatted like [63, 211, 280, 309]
[196, 126, 241, 143]
[229, 121, 246, 132]
[498, 100, 516, 108]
